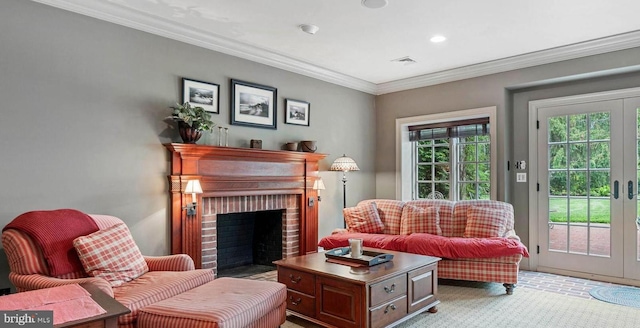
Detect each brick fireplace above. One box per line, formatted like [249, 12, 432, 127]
[201, 195, 300, 272]
[165, 144, 326, 269]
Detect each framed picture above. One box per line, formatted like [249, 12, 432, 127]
[182, 78, 220, 114]
[284, 99, 310, 126]
[230, 79, 277, 129]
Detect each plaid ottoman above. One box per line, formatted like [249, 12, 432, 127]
[137, 277, 286, 328]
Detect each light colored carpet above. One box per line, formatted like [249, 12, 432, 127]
[280, 280, 640, 328]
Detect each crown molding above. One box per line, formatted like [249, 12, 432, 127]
[31, 1, 640, 96]
[31, 0, 378, 94]
[376, 30, 640, 95]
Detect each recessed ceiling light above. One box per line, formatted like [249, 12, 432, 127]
[299, 24, 319, 35]
[430, 35, 447, 43]
[362, 0, 388, 9]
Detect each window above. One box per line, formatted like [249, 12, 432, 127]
[395, 106, 497, 201]
[410, 118, 490, 200]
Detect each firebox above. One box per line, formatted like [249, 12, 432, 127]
[216, 209, 283, 277]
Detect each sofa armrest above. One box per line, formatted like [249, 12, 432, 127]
[504, 229, 521, 242]
[331, 228, 349, 235]
[8, 272, 113, 297]
[144, 254, 195, 271]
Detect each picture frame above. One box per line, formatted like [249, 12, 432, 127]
[284, 99, 310, 126]
[230, 79, 277, 129]
[182, 78, 220, 114]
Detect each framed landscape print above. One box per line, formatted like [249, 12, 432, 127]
[284, 99, 310, 126]
[182, 78, 220, 113]
[230, 79, 277, 129]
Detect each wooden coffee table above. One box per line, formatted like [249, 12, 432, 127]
[274, 248, 440, 328]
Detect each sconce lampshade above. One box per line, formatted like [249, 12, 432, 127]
[185, 180, 203, 194]
[313, 178, 326, 190]
[329, 155, 360, 172]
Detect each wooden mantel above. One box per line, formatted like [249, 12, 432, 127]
[164, 143, 326, 268]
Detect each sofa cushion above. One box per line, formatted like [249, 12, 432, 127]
[112, 269, 215, 327]
[344, 202, 385, 234]
[453, 200, 514, 237]
[357, 199, 405, 235]
[407, 200, 455, 236]
[400, 205, 442, 235]
[405, 233, 529, 259]
[73, 224, 149, 287]
[464, 206, 507, 238]
[318, 233, 407, 252]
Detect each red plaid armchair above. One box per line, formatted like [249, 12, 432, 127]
[2, 214, 214, 328]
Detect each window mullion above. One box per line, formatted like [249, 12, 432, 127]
[451, 138, 458, 201]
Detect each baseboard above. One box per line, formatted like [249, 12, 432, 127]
[536, 266, 640, 287]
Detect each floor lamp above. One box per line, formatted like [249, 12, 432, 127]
[329, 154, 360, 228]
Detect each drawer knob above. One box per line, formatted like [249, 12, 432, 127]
[288, 274, 302, 284]
[384, 283, 396, 293]
[289, 296, 302, 306]
[384, 304, 397, 314]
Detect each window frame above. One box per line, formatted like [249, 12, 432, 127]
[396, 106, 497, 201]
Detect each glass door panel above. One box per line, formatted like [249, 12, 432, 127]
[623, 98, 640, 280]
[538, 100, 623, 277]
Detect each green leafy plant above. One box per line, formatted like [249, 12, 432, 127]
[168, 102, 215, 131]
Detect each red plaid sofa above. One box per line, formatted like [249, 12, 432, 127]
[320, 199, 527, 295]
[2, 214, 215, 328]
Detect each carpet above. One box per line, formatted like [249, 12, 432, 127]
[280, 280, 640, 328]
[589, 286, 640, 309]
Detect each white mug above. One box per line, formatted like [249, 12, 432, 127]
[349, 238, 363, 258]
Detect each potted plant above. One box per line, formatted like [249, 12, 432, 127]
[167, 102, 216, 144]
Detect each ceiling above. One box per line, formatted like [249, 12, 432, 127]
[33, 0, 640, 94]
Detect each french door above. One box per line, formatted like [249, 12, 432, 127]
[537, 97, 640, 280]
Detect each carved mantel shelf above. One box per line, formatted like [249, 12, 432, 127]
[164, 143, 327, 268]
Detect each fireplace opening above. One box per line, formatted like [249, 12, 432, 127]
[216, 209, 283, 278]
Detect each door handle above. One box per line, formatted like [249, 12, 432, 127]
[629, 181, 634, 200]
[613, 180, 619, 199]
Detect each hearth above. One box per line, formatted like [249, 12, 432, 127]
[201, 194, 300, 275]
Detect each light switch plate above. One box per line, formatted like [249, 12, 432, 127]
[516, 173, 527, 182]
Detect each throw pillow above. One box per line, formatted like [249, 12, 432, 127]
[400, 205, 441, 235]
[73, 223, 149, 287]
[344, 202, 385, 233]
[464, 206, 507, 238]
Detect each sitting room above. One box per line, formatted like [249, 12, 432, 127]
[2, 0, 640, 327]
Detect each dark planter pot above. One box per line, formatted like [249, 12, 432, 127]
[178, 121, 203, 144]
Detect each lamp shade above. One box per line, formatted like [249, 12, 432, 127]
[184, 180, 203, 194]
[329, 155, 360, 172]
[313, 178, 326, 190]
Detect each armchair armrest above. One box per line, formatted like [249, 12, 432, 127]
[144, 254, 195, 271]
[8, 272, 113, 297]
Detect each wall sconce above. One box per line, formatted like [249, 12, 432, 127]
[313, 177, 326, 201]
[183, 179, 203, 216]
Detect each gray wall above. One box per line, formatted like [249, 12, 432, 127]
[376, 48, 640, 256]
[0, 0, 376, 289]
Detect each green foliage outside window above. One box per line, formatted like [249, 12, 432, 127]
[547, 113, 611, 197]
[415, 135, 490, 200]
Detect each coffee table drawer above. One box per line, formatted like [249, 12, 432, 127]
[369, 295, 408, 328]
[369, 274, 407, 307]
[278, 267, 315, 295]
[286, 290, 315, 317]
